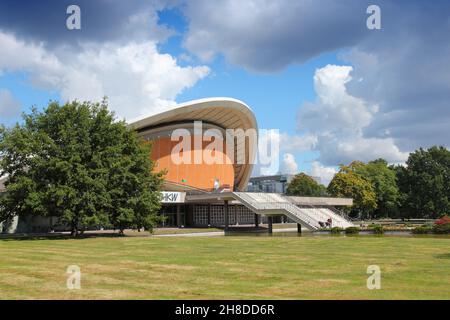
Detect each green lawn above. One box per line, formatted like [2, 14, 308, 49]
[0, 235, 449, 299]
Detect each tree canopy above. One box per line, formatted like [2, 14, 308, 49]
[0, 99, 163, 235]
[327, 147, 449, 219]
[327, 163, 377, 218]
[352, 159, 400, 218]
[395, 146, 450, 218]
[286, 173, 327, 197]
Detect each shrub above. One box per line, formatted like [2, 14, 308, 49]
[435, 215, 450, 225]
[330, 227, 344, 234]
[345, 227, 360, 234]
[432, 216, 450, 234]
[370, 224, 384, 234]
[412, 225, 432, 234]
[432, 223, 450, 234]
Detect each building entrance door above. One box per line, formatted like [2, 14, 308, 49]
[159, 204, 185, 227]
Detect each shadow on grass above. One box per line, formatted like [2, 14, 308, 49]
[1, 225, 270, 241]
[0, 231, 132, 241]
[435, 253, 450, 259]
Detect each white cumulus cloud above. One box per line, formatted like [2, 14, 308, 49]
[253, 129, 316, 176]
[0, 31, 210, 121]
[280, 153, 298, 175]
[298, 64, 408, 166]
[310, 161, 337, 186]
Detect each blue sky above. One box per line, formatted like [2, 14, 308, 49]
[156, 6, 338, 132]
[0, 0, 449, 184]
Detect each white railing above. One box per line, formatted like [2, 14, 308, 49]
[231, 192, 354, 231]
[233, 193, 321, 230]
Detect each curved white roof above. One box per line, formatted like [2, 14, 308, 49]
[128, 97, 258, 191]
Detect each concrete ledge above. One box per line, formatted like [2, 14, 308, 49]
[286, 196, 353, 206]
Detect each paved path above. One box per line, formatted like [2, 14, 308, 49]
[152, 228, 306, 237]
[273, 228, 298, 233]
[153, 231, 225, 237]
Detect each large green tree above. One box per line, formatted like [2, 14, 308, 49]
[327, 163, 377, 218]
[352, 159, 400, 218]
[286, 173, 327, 196]
[0, 99, 163, 236]
[395, 146, 450, 218]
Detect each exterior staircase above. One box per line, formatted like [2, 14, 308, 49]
[233, 192, 354, 231]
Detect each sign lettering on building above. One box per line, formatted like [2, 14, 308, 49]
[161, 192, 186, 203]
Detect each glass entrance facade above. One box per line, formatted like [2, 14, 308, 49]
[158, 204, 185, 227]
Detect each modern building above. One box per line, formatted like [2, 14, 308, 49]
[1, 97, 354, 234]
[247, 174, 295, 194]
[247, 174, 322, 194]
[128, 97, 259, 228]
[129, 97, 353, 231]
[129, 97, 257, 193]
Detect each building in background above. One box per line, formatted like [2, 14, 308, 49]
[247, 174, 321, 194]
[247, 174, 294, 193]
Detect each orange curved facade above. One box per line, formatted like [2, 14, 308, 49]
[151, 136, 235, 191]
[129, 98, 258, 191]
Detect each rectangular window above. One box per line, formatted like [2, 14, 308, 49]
[211, 205, 224, 225]
[194, 205, 209, 225]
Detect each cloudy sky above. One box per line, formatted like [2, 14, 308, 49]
[0, 0, 449, 184]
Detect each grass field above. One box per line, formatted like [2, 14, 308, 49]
[0, 234, 449, 299]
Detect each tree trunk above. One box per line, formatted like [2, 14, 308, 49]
[71, 225, 78, 237]
[71, 219, 79, 237]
